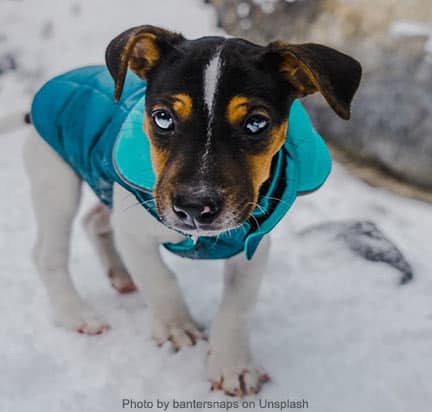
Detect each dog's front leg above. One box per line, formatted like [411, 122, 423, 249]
[113, 231, 205, 350]
[111, 184, 204, 350]
[208, 236, 270, 396]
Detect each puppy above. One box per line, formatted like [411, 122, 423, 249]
[23, 25, 361, 396]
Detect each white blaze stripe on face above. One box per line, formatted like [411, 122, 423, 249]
[204, 49, 222, 113]
[201, 47, 223, 174]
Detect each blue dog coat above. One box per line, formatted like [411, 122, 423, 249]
[31, 65, 331, 260]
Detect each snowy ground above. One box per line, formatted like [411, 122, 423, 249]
[1, 1, 432, 411]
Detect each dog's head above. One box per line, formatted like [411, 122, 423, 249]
[106, 25, 361, 236]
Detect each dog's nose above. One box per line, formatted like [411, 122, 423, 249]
[172, 192, 223, 227]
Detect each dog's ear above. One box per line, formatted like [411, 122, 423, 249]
[265, 42, 362, 119]
[106, 25, 185, 101]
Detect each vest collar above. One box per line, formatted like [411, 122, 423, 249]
[113, 98, 331, 260]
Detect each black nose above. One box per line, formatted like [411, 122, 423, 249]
[172, 192, 223, 228]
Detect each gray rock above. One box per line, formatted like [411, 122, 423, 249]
[299, 220, 414, 285]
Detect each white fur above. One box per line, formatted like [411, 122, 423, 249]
[201, 48, 222, 175]
[82, 204, 136, 293]
[23, 128, 270, 393]
[23, 132, 109, 334]
[203, 49, 222, 117]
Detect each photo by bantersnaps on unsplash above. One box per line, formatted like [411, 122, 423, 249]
[1, 1, 431, 411]
[121, 397, 309, 410]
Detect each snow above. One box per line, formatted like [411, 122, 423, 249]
[1, 1, 432, 411]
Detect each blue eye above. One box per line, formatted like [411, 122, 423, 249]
[245, 115, 269, 135]
[152, 110, 174, 131]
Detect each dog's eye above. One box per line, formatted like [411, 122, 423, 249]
[244, 115, 269, 135]
[152, 110, 174, 131]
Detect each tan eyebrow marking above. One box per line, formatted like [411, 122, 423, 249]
[226, 96, 250, 125]
[171, 93, 193, 121]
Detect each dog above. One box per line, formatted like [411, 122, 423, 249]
[23, 25, 361, 396]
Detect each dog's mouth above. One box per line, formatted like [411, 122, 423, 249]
[173, 222, 242, 238]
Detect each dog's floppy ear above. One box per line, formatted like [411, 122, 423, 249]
[105, 25, 185, 101]
[265, 42, 362, 119]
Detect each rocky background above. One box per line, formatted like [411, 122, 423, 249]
[209, 0, 432, 199]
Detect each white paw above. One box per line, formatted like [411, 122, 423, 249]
[107, 268, 136, 294]
[52, 303, 111, 335]
[208, 352, 270, 396]
[152, 317, 206, 351]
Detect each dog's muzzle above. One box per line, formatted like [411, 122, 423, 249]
[172, 190, 223, 230]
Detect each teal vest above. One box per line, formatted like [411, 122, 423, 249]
[31, 65, 331, 260]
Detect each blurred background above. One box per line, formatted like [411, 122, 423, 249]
[1, 1, 431, 412]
